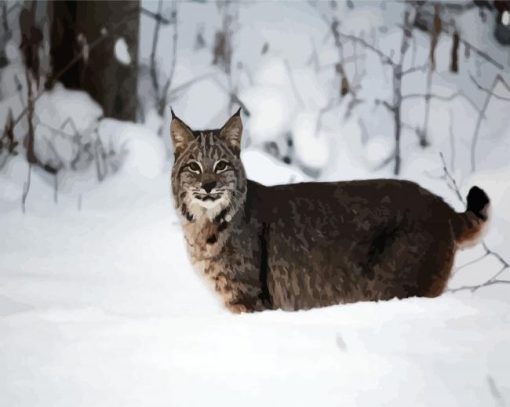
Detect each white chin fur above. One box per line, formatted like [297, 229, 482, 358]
[189, 198, 226, 220]
[195, 200, 221, 209]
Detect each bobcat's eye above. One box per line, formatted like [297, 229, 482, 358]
[187, 161, 202, 174]
[214, 160, 230, 174]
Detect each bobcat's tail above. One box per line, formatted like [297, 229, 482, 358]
[453, 186, 491, 249]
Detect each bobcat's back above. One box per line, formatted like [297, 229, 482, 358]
[246, 179, 459, 310]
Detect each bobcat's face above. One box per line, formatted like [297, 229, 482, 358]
[170, 110, 246, 221]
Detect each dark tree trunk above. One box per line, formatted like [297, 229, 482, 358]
[49, 0, 140, 121]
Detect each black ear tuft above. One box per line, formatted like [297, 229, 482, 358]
[234, 107, 242, 117]
[170, 108, 176, 119]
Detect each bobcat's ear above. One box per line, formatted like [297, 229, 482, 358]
[220, 108, 243, 154]
[170, 109, 194, 157]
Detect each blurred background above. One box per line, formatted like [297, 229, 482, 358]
[1, 1, 510, 406]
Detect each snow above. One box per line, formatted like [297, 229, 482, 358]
[2, 1, 510, 405]
[240, 84, 292, 144]
[97, 119, 167, 180]
[241, 148, 306, 185]
[292, 111, 330, 171]
[1, 152, 510, 405]
[503, 11, 510, 27]
[114, 37, 132, 65]
[33, 84, 103, 169]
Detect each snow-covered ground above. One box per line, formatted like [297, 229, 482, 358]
[1, 128, 510, 406]
[2, 1, 510, 405]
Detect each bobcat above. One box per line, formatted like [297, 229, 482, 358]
[170, 109, 490, 313]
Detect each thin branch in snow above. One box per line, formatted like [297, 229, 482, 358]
[149, 0, 163, 94]
[439, 152, 464, 203]
[448, 108, 455, 170]
[402, 90, 483, 117]
[401, 63, 428, 76]
[448, 277, 510, 293]
[158, 1, 179, 116]
[440, 152, 510, 292]
[336, 30, 396, 66]
[212, 77, 251, 117]
[452, 252, 489, 275]
[470, 74, 510, 102]
[21, 163, 32, 214]
[166, 72, 217, 101]
[487, 376, 505, 407]
[470, 74, 510, 172]
[141, 5, 171, 25]
[284, 59, 305, 108]
[315, 99, 340, 135]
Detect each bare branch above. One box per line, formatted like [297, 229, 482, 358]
[448, 278, 510, 293]
[159, 2, 179, 115]
[402, 90, 484, 117]
[166, 72, 217, 100]
[149, 0, 163, 94]
[141, 6, 171, 24]
[212, 77, 251, 117]
[452, 252, 489, 275]
[375, 99, 395, 112]
[439, 152, 465, 203]
[336, 30, 396, 66]
[284, 59, 305, 108]
[469, 74, 510, 172]
[470, 74, 510, 102]
[21, 163, 32, 214]
[401, 63, 428, 76]
[440, 152, 510, 292]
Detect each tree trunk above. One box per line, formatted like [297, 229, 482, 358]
[48, 0, 140, 121]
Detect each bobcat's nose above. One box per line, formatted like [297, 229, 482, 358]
[202, 181, 216, 193]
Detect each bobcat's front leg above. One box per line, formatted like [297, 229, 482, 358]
[225, 297, 268, 314]
[213, 272, 269, 313]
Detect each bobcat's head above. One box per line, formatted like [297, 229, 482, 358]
[170, 109, 247, 223]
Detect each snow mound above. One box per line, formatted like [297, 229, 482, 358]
[114, 38, 132, 65]
[242, 149, 306, 185]
[33, 84, 103, 168]
[292, 111, 330, 171]
[98, 119, 167, 180]
[241, 86, 291, 144]
[35, 83, 103, 136]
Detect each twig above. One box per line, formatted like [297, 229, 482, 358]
[401, 63, 428, 76]
[158, 1, 178, 116]
[452, 252, 489, 275]
[449, 278, 510, 293]
[439, 152, 464, 203]
[469, 74, 510, 172]
[149, 0, 163, 94]
[402, 90, 483, 117]
[21, 163, 32, 213]
[284, 59, 305, 108]
[141, 6, 171, 24]
[212, 77, 251, 117]
[166, 72, 217, 100]
[440, 152, 510, 292]
[448, 108, 455, 170]
[336, 30, 396, 66]
[470, 74, 510, 102]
